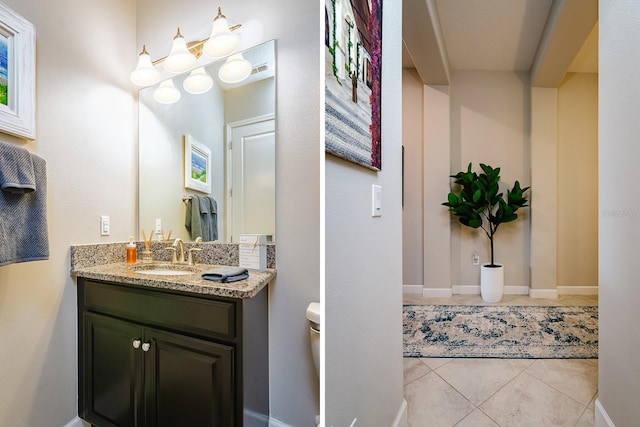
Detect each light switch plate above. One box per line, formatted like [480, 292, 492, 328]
[372, 185, 382, 217]
[100, 215, 110, 236]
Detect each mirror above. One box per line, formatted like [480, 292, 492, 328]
[138, 40, 275, 243]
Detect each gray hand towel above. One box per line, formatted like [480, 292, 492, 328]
[0, 142, 36, 194]
[202, 267, 249, 283]
[0, 153, 49, 266]
[185, 196, 202, 241]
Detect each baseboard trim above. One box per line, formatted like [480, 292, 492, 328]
[451, 285, 529, 295]
[595, 399, 616, 427]
[422, 288, 453, 298]
[391, 399, 408, 427]
[62, 417, 87, 427]
[403, 284, 423, 294]
[557, 286, 598, 295]
[529, 288, 559, 299]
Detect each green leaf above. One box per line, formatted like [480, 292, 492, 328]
[468, 218, 482, 228]
[447, 192, 458, 206]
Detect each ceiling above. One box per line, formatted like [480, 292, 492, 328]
[403, 0, 598, 86]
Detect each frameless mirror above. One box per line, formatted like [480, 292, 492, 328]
[138, 40, 275, 243]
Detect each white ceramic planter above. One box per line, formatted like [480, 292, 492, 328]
[481, 264, 504, 302]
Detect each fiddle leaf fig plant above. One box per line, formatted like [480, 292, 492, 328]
[443, 163, 529, 267]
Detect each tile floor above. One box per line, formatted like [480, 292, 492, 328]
[403, 294, 598, 427]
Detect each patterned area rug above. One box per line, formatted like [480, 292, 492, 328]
[403, 305, 598, 359]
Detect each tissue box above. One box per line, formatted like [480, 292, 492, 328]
[239, 234, 267, 271]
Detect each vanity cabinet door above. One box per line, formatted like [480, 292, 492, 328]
[81, 313, 143, 427]
[143, 327, 235, 427]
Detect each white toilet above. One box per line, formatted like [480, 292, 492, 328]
[306, 302, 320, 426]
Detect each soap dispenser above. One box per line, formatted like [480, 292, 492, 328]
[126, 236, 137, 264]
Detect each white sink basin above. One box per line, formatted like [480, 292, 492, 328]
[135, 269, 195, 276]
[131, 264, 198, 276]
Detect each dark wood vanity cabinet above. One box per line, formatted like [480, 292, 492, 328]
[77, 278, 269, 427]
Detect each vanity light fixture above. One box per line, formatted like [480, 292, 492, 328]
[153, 79, 181, 104]
[203, 7, 240, 58]
[130, 7, 242, 87]
[164, 28, 197, 73]
[218, 53, 252, 84]
[183, 67, 214, 94]
[130, 45, 161, 86]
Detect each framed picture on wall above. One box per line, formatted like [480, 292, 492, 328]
[184, 134, 212, 194]
[0, 4, 35, 140]
[324, 0, 382, 171]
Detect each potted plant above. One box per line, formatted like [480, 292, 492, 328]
[443, 163, 529, 302]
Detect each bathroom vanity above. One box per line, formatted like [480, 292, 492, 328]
[73, 258, 275, 427]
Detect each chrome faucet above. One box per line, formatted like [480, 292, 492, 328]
[172, 238, 186, 263]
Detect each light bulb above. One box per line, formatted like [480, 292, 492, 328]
[130, 45, 161, 86]
[164, 28, 196, 73]
[203, 7, 240, 58]
[218, 53, 252, 84]
[153, 79, 181, 104]
[183, 67, 214, 94]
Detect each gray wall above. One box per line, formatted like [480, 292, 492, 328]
[598, 0, 640, 425]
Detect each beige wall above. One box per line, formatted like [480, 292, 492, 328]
[598, 1, 640, 424]
[0, 0, 137, 426]
[530, 87, 558, 293]
[557, 73, 598, 288]
[402, 69, 424, 288]
[326, 0, 406, 424]
[450, 70, 531, 288]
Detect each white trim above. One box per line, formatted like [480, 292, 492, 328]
[62, 417, 87, 427]
[0, 3, 36, 139]
[451, 285, 530, 295]
[595, 399, 616, 427]
[422, 288, 453, 298]
[391, 399, 408, 427]
[269, 417, 294, 427]
[402, 284, 423, 294]
[529, 288, 559, 299]
[557, 286, 598, 295]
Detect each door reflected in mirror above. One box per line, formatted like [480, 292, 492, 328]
[138, 40, 275, 243]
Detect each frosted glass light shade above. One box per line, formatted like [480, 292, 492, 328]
[183, 67, 214, 94]
[153, 79, 181, 104]
[164, 29, 196, 73]
[203, 8, 240, 58]
[130, 46, 161, 86]
[218, 54, 252, 84]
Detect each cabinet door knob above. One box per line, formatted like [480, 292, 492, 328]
[132, 339, 141, 349]
[142, 342, 151, 352]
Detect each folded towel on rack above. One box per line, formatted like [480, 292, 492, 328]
[0, 153, 49, 266]
[0, 142, 36, 194]
[201, 267, 249, 283]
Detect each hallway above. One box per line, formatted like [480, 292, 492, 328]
[403, 295, 598, 426]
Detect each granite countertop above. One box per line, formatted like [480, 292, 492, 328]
[71, 262, 276, 299]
